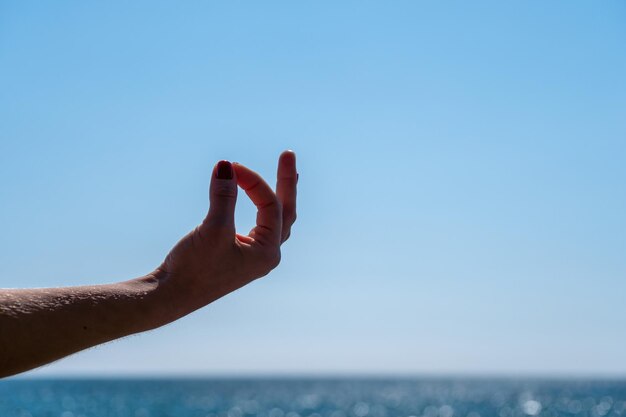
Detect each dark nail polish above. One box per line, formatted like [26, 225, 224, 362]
[216, 160, 233, 179]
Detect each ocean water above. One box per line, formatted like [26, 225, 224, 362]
[1, 378, 625, 417]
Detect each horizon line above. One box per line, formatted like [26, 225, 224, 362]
[8, 371, 626, 381]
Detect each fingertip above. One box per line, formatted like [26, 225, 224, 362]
[278, 151, 297, 177]
[215, 160, 234, 180]
[280, 150, 296, 164]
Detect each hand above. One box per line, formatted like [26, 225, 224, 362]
[153, 151, 298, 319]
[0, 151, 297, 377]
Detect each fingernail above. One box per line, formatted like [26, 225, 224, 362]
[216, 160, 233, 179]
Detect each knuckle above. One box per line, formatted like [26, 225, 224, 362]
[200, 218, 234, 236]
[212, 183, 237, 199]
[253, 248, 281, 279]
[270, 250, 281, 268]
[282, 212, 296, 228]
[279, 176, 298, 186]
[282, 202, 295, 215]
[260, 249, 281, 275]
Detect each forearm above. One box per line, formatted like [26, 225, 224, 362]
[0, 275, 171, 378]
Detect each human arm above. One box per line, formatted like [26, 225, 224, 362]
[0, 151, 298, 378]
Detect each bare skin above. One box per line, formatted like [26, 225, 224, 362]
[0, 151, 298, 378]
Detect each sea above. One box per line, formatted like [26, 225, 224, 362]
[0, 378, 625, 417]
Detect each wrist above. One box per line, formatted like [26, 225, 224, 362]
[137, 268, 212, 326]
[141, 267, 243, 325]
[125, 273, 179, 330]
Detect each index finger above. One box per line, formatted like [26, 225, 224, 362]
[233, 162, 282, 245]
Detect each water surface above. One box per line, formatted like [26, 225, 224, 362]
[1, 378, 625, 417]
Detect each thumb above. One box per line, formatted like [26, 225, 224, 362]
[204, 160, 237, 229]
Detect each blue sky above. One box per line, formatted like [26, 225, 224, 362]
[1, 1, 625, 376]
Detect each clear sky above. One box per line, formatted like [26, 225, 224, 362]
[1, 1, 625, 377]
